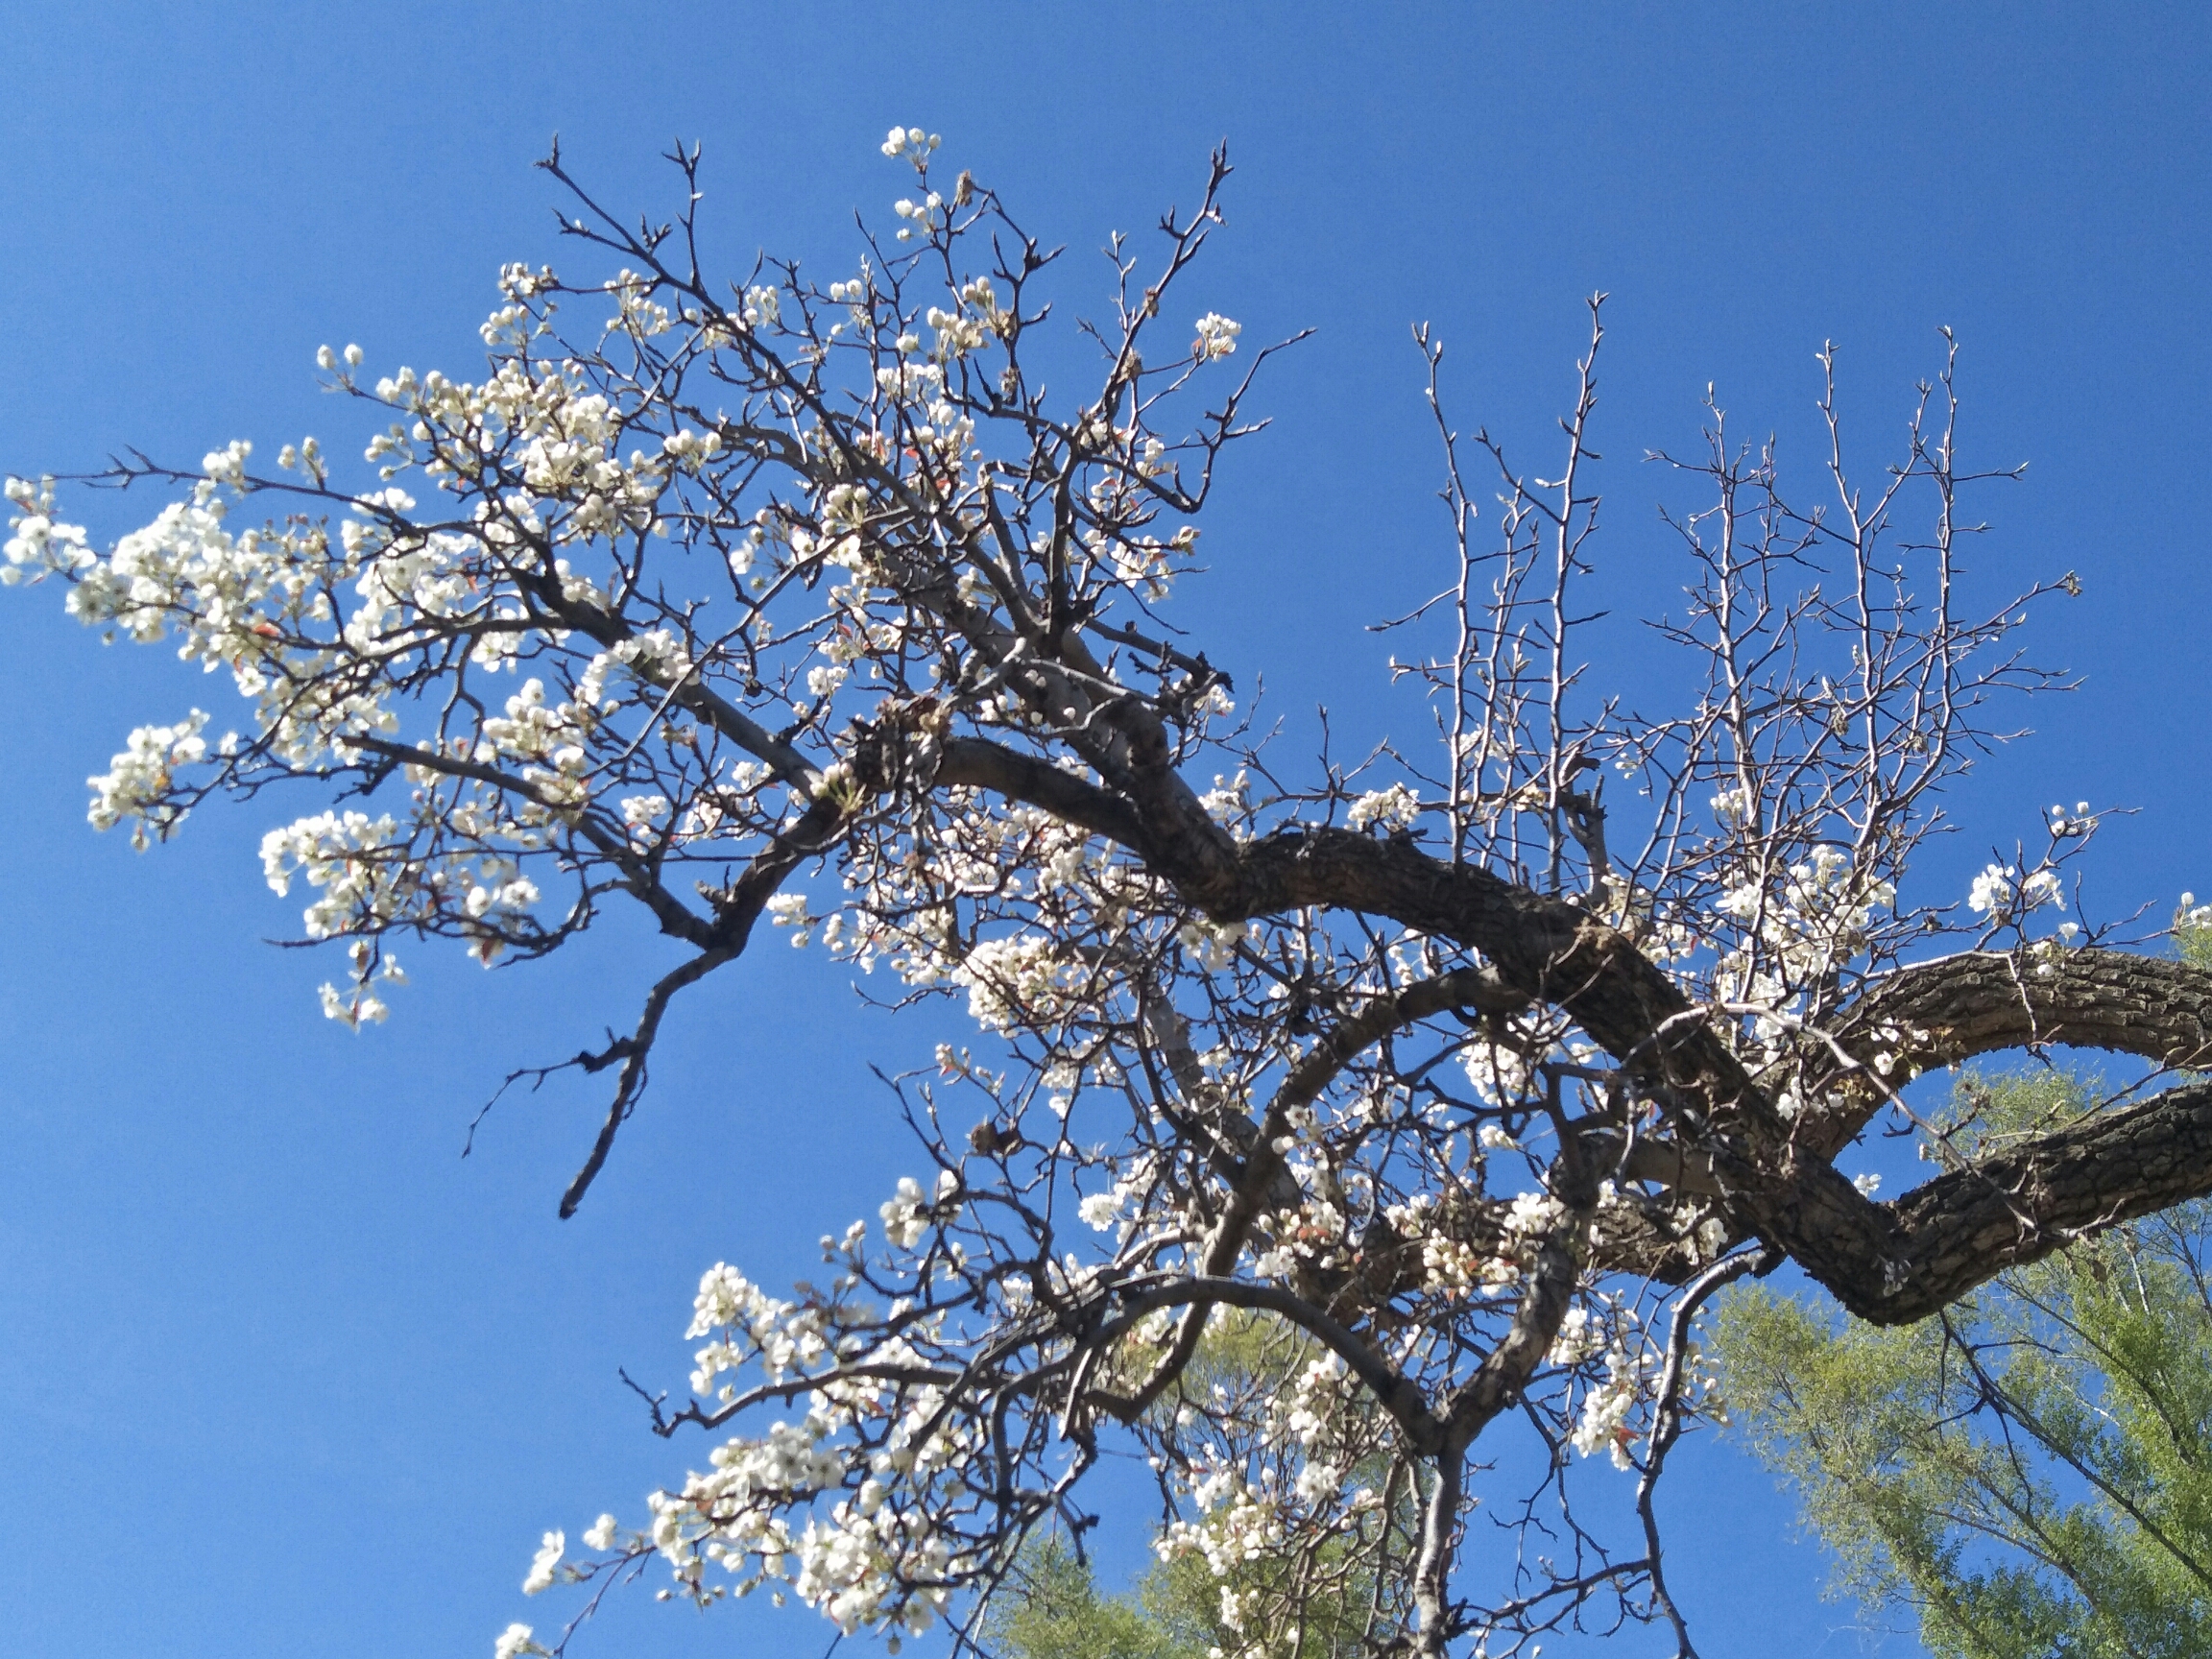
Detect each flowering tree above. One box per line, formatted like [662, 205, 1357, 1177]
[11, 132, 2212, 1659]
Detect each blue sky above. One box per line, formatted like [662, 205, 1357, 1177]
[1, 5, 2205, 1656]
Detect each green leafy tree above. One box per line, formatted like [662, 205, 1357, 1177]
[1713, 1056, 2212, 1658]
[982, 1535, 1204, 1659]
[987, 1310, 1407, 1659]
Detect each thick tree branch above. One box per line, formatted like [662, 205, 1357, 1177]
[932, 736, 1155, 854]
[1810, 949, 2212, 1153]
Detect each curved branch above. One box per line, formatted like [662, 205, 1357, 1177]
[1861, 1073, 2212, 1322]
[903, 772, 2212, 1336]
[932, 735, 1155, 853]
[1092, 1276, 1446, 1454]
[559, 791, 849, 1215]
[1807, 949, 2212, 1154]
[1199, 826, 1768, 1131]
[558, 946, 733, 1217]
[1269, 964, 1530, 1122]
[1634, 1247, 1776, 1656]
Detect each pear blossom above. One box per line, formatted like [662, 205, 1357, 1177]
[1192, 312, 1241, 360]
[522, 1531, 565, 1596]
[1967, 863, 2017, 914]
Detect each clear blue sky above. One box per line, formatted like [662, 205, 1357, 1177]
[2, 5, 2205, 1656]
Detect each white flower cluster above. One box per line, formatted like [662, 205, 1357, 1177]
[2048, 800, 2095, 837]
[1346, 781, 1420, 832]
[1192, 312, 1241, 361]
[1966, 861, 2062, 919]
[1077, 1185, 1128, 1232]
[1153, 1342, 1387, 1639]
[1710, 844, 1899, 1058]
[1547, 1303, 1606, 1366]
[12, 460, 409, 778]
[1, 476, 97, 584]
[1570, 1343, 1644, 1470]
[955, 933, 1085, 1030]
[879, 125, 941, 163]
[924, 276, 1008, 359]
[318, 941, 406, 1030]
[1461, 1030, 1547, 1108]
[1175, 916, 1248, 972]
[1157, 1462, 1286, 1585]
[501, 1214, 998, 1648]
[85, 710, 212, 849]
[1714, 845, 1895, 979]
[522, 1529, 568, 1596]
[646, 1260, 974, 1642]
[877, 1170, 958, 1250]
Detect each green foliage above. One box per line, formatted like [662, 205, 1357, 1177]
[980, 1535, 1207, 1659]
[2176, 900, 2212, 972]
[1713, 1069, 2212, 1659]
[983, 1530, 1385, 1659]
[984, 1310, 1405, 1659]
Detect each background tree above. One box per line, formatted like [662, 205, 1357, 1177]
[9, 132, 2211, 1659]
[986, 1309, 1401, 1659]
[1714, 1039, 2212, 1659]
[981, 1534, 1203, 1659]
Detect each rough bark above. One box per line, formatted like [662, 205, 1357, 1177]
[971, 795, 2212, 1330]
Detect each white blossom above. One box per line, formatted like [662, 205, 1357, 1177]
[522, 1530, 565, 1596]
[1192, 312, 1241, 360]
[1967, 862, 2016, 915]
[1347, 782, 1420, 832]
